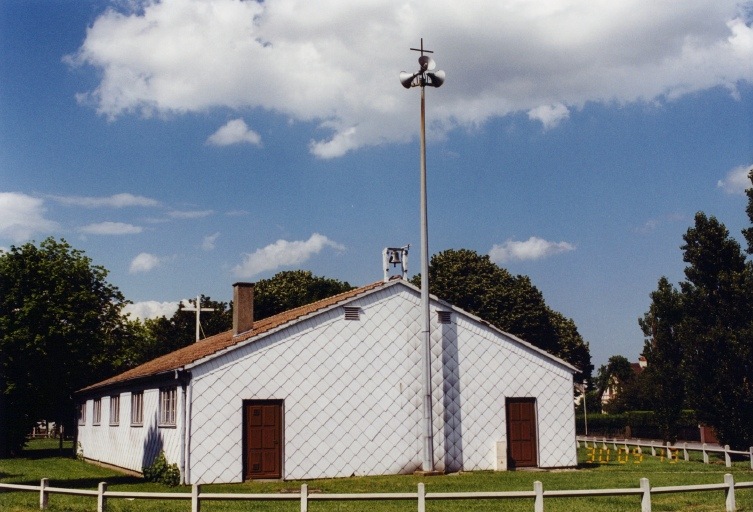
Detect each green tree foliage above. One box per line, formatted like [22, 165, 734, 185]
[0, 238, 129, 456]
[640, 211, 753, 448]
[595, 355, 639, 415]
[639, 277, 685, 442]
[253, 270, 354, 320]
[678, 213, 753, 449]
[412, 248, 592, 380]
[742, 168, 753, 254]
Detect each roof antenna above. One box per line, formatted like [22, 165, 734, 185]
[383, 245, 410, 282]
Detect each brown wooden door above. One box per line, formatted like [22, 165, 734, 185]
[506, 398, 538, 468]
[244, 401, 282, 479]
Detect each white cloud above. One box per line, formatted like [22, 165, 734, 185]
[0, 192, 58, 242]
[168, 209, 214, 219]
[489, 237, 575, 263]
[528, 103, 570, 129]
[79, 221, 143, 235]
[233, 233, 345, 277]
[123, 300, 179, 320]
[129, 252, 162, 273]
[202, 232, 220, 251]
[717, 163, 753, 194]
[207, 118, 262, 146]
[66, 0, 753, 158]
[49, 193, 160, 208]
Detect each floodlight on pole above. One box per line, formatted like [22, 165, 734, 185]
[400, 38, 445, 473]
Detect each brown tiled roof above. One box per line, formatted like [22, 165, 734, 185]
[78, 280, 387, 393]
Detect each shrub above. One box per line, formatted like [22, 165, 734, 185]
[142, 451, 180, 487]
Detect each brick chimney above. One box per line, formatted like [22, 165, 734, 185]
[233, 282, 254, 336]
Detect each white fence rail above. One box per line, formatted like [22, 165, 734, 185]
[577, 436, 753, 469]
[2, 474, 753, 512]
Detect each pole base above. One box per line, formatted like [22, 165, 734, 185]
[413, 469, 444, 477]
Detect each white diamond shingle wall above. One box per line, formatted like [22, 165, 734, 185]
[186, 284, 576, 483]
[76, 280, 577, 483]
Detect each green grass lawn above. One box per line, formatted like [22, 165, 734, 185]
[1, 439, 752, 511]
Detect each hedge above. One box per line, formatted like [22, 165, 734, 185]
[576, 410, 700, 441]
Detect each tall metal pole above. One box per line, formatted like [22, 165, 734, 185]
[419, 82, 435, 472]
[583, 380, 589, 436]
[400, 39, 444, 473]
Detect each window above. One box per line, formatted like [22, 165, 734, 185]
[77, 402, 86, 425]
[92, 398, 102, 425]
[159, 388, 177, 426]
[109, 395, 120, 426]
[131, 391, 143, 426]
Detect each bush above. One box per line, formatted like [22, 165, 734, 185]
[142, 451, 180, 487]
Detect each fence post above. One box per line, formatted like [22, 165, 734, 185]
[192, 483, 201, 512]
[683, 442, 689, 462]
[602, 437, 607, 450]
[725, 445, 732, 468]
[534, 480, 544, 512]
[651, 442, 656, 457]
[749, 447, 753, 470]
[640, 477, 652, 512]
[39, 478, 49, 510]
[417, 483, 425, 512]
[725, 474, 736, 512]
[703, 443, 709, 464]
[97, 482, 107, 512]
[300, 483, 308, 512]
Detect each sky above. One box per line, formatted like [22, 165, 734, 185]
[1, 0, 752, 370]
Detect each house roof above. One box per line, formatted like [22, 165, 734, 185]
[78, 277, 577, 395]
[78, 280, 387, 394]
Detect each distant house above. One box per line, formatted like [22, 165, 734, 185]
[76, 278, 578, 484]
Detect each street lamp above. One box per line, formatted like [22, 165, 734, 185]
[400, 38, 445, 473]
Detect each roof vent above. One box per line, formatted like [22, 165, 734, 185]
[437, 311, 452, 324]
[343, 306, 361, 321]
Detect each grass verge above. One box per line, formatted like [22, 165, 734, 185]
[1, 440, 751, 511]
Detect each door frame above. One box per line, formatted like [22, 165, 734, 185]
[505, 397, 538, 469]
[242, 399, 284, 480]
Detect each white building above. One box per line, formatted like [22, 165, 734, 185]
[76, 278, 578, 484]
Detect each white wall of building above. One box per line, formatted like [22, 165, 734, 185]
[186, 283, 576, 484]
[77, 388, 183, 474]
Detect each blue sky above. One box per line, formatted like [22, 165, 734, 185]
[2, 0, 752, 369]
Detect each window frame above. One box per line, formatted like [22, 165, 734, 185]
[159, 387, 178, 427]
[92, 398, 102, 426]
[109, 395, 120, 426]
[131, 391, 144, 427]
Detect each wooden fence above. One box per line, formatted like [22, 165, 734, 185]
[577, 436, 753, 469]
[2, 474, 753, 512]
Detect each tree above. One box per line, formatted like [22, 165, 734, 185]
[639, 277, 685, 442]
[0, 238, 129, 456]
[413, 248, 592, 380]
[595, 355, 636, 413]
[253, 270, 353, 320]
[678, 213, 753, 449]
